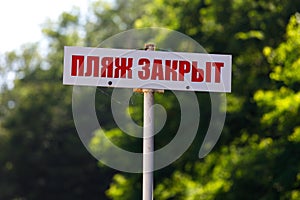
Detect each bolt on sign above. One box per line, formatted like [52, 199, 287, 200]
[63, 46, 231, 92]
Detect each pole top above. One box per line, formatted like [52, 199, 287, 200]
[144, 43, 155, 51]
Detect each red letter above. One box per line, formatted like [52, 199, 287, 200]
[213, 62, 224, 83]
[179, 60, 190, 81]
[138, 58, 150, 80]
[114, 57, 133, 78]
[86, 56, 99, 77]
[71, 55, 84, 76]
[206, 62, 212, 82]
[165, 60, 178, 81]
[191, 61, 204, 82]
[101, 57, 113, 78]
[151, 59, 164, 80]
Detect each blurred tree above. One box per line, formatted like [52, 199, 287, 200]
[1, 0, 300, 199]
[0, 1, 155, 199]
[150, 13, 300, 200]
[0, 9, 114, 200]
[133, 0, 300, 142]
[105, 1, 300, 199]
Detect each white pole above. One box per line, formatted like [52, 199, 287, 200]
[142, 43, 155, 200]
[143, 89, 154, 200]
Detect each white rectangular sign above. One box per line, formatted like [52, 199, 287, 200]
[63, 46, 231, 92]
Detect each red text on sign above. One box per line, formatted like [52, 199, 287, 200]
[71, 55, 224, 83]
[137, 58, 224, 83]
[71, 55, 133, 79]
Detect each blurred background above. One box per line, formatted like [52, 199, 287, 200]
[0, 0, 300, 199]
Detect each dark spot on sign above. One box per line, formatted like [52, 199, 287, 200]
[186, 86, 190, 89]
[108, 81, 112, 85]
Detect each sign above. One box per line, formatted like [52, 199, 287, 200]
[63, 46, 231, 92]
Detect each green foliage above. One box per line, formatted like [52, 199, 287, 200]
[1, 0, 300, 199]
[89, 2, 300, 200]
[264, 14, 300, 86]
[106, 173, 141, 200]
[0, 7, 112, 200]
[254, 14, 300, 135]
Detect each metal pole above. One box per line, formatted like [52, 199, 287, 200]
[142, 43, 155, 200]
[143, 89, 154, 200]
